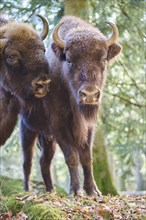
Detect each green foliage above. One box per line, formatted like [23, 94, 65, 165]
[0, 176, 23, 196]
[0, 0, 64, 29]
[1, 196, 23, 215]
[89, 0, 145, 191]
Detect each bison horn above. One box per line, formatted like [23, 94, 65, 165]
[52, 22, 65, 49]
[36, 14, 49, 40]
[106, 21, 119, 47]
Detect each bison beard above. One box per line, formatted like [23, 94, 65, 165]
[1, 16, 122, 196]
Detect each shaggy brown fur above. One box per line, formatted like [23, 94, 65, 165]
[0, 16, 50, 145]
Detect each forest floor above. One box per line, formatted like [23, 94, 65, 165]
[0, 176, 146, 220]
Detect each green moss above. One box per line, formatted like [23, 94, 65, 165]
[24, 202, 65, 220]
[55, 184, 68, 196]
[0, 196, 23, 215]
[0, 176, 67, 197]
[0, 175, 23, 196]
[0, 194, 65, 219]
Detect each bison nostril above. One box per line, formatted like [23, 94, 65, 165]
[79, 91, 86, 97]
[36, 83, 44, 90]
[79, 90, 87, 101]
[78, 87, 101, 104]
[94, 90, 100, 99]
[31, 78, 51, 98]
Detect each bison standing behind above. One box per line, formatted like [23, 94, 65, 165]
[20, 16, 122, 196]
[0, 15, 50, 145]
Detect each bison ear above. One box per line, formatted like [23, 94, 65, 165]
[51, 42, 65, 60]
[107, 43, 122, 61]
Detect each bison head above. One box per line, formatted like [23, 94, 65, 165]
[51, 19, 122, 110]
[0, 15, 50, 102]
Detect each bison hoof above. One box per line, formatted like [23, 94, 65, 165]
[46, 187, 56, 193]
[68, 189, 83, 198]
[85, 185, 102, 197]
[86, 189, 101, 197]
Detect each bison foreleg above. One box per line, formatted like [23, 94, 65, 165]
[58, 141, 82, 197]
[79, 146, 101, 196]
[79, 128, 102, 197]
[38, 135, 56, 192]
[20, 119, 36, 191]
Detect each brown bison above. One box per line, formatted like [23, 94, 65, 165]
[0, 15, 50, 145]
[19, 16, 122, 196]
[0, 17, 121, 195]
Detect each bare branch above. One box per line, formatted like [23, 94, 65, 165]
[118, 61, 144, 94]
[105, 91, 146, 108]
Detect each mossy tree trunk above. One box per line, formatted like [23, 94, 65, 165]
[64, 0, 90, 21]
[93, 129, 118, 195]
[64, 0, 118, 195]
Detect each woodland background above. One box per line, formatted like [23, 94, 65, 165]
[0, 0, 145, 196]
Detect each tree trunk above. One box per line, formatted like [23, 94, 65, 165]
[64, 0, 89, 20]
[93, 129, 118, 195]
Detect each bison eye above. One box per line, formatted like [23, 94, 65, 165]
[5, 48, 21, 66]
[6, 54, 20, 65]
[8, 55, 15, 60]
[66, 58, 72, 67]
[66, 58, 72, 64]
[103, 58, 107, 64]
[102, 58, 107, 66]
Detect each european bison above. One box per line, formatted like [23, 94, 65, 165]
[19, 16, 122, 196]
[0, 14, 50, 145]
[0, 16, 122, 196]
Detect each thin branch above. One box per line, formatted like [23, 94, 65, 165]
[105, 91, 146, 108]
[135, 25, 146, 41]
[118, 61, 144, 94]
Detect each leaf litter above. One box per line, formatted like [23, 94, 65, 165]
[0, 192, 146, 219]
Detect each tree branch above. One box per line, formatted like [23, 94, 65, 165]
[118, 61, 145, 95]
[105, 91, 146, 108]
